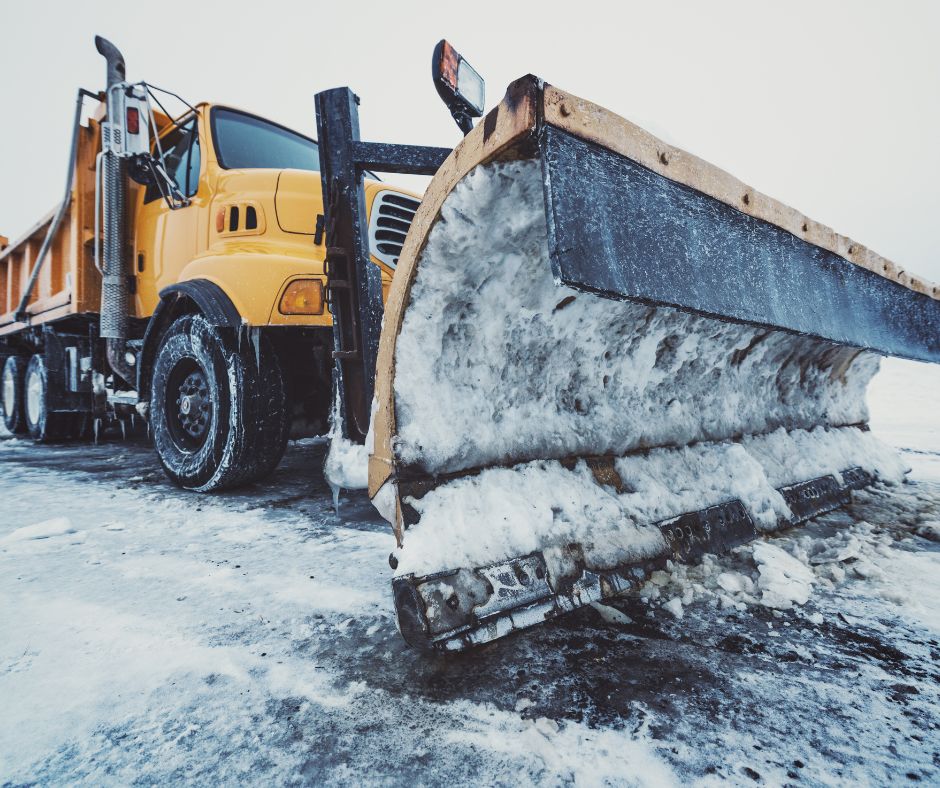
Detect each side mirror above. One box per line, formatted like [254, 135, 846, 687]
[432, 40, 485, 136]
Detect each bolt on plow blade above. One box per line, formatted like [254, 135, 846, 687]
[368, 76, 940, 651]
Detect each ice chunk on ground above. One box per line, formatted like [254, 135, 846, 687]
[2, 517, 75, 543]
[663, 597, 685, 619]
[591, 601, 634, 625]
[752, 542, 816, 609]
[716, 571, 752, 594]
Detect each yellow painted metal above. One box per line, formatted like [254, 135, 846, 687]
[278, 279, 324, 315]
[274, 170, 320, 235]
[135, 104, 399, 326]
[1, 98, 407, 339]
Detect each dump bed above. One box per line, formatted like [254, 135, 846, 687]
[0, 109, 103, 336]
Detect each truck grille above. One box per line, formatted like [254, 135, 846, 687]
[369, 190, 421, 269]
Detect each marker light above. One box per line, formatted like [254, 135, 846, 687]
[126, 106, 140, 135]
[279, 279, 324, 315]
[432, 39, 485, 134]
[455, 59, 485, 117]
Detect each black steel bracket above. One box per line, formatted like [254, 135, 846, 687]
[314, 87, 450, 442]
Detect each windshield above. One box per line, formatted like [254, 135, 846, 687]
[211, 107, 319, 171]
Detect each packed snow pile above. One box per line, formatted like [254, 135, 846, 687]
[750, 542, 816, 609]
[388, 158, 905, 579]
[323, 406, 370, 507]
[1, 516, 76, 543]
[635, 485, 940, 625]
[394, 425, 905, 577]
[393, 158, 880, 477]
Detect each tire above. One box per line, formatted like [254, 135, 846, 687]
[2, 355, 29, 434]
[150, 315, 289, 491]
[23, 354, 72, 442]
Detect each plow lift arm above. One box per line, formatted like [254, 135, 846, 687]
[314, 40, 482, 442]
[319, 44, 940, 652]
[313, 94, 449, 442]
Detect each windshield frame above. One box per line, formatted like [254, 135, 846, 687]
[209, 105, 319, 171]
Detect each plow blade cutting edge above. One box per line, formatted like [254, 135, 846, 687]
[367, 76, 940, 651]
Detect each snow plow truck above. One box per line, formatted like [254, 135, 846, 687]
[1, 38, 938, 651]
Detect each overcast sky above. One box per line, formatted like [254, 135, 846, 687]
[2, 0, 938, 282]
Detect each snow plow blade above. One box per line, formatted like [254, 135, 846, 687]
[393, 468, 872, 651]
[368, 76, 940, 651]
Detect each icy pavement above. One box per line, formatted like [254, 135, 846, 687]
[1, 360, 939, 785]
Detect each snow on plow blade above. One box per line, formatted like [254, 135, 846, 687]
[369, 76, 940, 651]
[393, 468, 873, 651]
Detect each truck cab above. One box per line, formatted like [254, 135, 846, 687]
[0, 89, 421, 492]
[128, 103, 421, 490]
[134, 103, 417, 326]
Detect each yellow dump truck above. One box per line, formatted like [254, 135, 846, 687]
[3, 37, 940, 650]
[0, 38, 421, 491]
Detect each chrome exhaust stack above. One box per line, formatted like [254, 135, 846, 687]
[95, 35, 136, 388]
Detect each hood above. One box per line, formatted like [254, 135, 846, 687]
[274, 169, 324, 235]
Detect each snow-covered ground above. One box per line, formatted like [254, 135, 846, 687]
[1, 358, 938, 785]
[868, 356, 940, 483]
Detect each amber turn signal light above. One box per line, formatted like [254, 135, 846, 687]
[279, 279, 324, 315]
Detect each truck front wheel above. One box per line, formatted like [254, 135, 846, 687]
[150, 315, 289, 491]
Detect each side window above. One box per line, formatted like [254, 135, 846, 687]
[144, 118, 200, 204]
[183, 135, 200, 197]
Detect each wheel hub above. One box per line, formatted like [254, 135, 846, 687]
[176, 370, 210, 440]
[2, 368, 14, 417]
[26, 368, 42, 426]
[164, 359, 213, 451]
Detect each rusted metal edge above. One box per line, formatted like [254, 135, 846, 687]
[367, 76, 542, 518]
[541, 85, 938, 301]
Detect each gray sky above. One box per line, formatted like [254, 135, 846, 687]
[2, 0, 938, 282]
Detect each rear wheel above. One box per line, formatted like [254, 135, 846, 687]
[2, 355, 28, 434]
[23, 354, 72, 442]
[150, 315, 289, 491]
